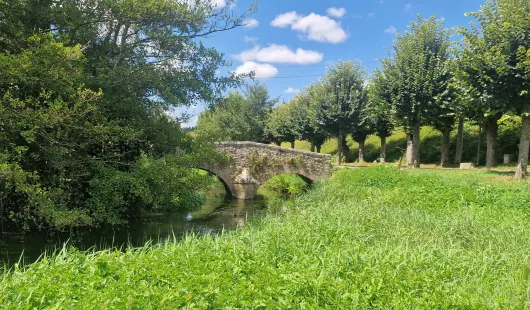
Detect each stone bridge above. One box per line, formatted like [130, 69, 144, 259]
[199, 142, 332, 200]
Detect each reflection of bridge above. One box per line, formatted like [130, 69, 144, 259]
[199, 142, 332, 200]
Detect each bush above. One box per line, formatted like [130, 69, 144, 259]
[262, 174, 310, 196]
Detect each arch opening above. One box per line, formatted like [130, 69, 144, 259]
[192, 168, 233, 199]
[259, 173, 313, 197]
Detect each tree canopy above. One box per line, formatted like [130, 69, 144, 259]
[0, 0, 251, 231]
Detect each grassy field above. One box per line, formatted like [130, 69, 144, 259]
[2, 167, 530, 309]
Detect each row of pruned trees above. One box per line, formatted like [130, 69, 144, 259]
[266, 0, 530, 179]
[265, 60, 393, 166]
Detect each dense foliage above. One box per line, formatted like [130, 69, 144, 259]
[457, 0, 530, 177]
[0, 0, 250, 231]
[3, 168, 530, 308]
[316, 61, 368, 165]
[196, 84, 277, 143]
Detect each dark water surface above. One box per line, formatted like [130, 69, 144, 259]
[0, 187, 289, 268]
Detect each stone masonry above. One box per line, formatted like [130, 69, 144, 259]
[199, 142, 332, 200]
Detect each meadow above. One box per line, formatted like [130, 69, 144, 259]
[2, 167, 530, 309]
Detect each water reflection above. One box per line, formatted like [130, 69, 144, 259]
[1, 186, 291, 268]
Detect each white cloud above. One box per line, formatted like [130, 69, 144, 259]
[353, 13, 376, 20]
[209, 0, 236, 8]
[212, 0, 226, 7]
[235, 44, 323, 65]
[284, 87, 301, 94]
[183, 0, 235, 9]
[326, 7, 347, 18]
[404, 3, 412, 12]
[384, 26, 397, 34]
[271, 12, 348, 44]
[235, 62, 278, 79]
[244, 18, 259, 28]
[270, 11, 300, 28]
[182, 115, 199, 128]
[244, 36, 259, 43]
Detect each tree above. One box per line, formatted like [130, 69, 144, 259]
[379, 16, 452, 168]
[196, 84, 278, 142]
[265, 102, 299, 148]
[351, 98, 375, 163]
[457, 0, 530, 177]
[292, 85, 328, 153]
[369, 74, 395, 163]
[427, 63, 459, 167]
[317, 60, 368, 165]
[0, 0, 254, 230]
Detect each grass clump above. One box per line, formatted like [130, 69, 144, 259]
[2, 167, 530, 309]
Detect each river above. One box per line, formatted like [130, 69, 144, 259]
[0, 185, 291, 268]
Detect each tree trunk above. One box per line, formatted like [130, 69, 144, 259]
[515, 113, 530, 179]
[412, 123, 421, 168]
[455, 117, 464, 165]
[380, 135, 387, 163]
[485, 115, 500, 168]
[358, 139, 366, 163]
[336, 131, 343, 166]
[476, 125, 482, 166]
[290, 141, 295, 149]
[440, 126, 451, 167]
[342, 135, 350, 163]
[316, 145, 322, 153]
[406, 134, 413, 167]
[310, 140, 315, 153]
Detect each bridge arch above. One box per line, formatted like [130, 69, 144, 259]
[199, 142, 331, 200]
[194, 167, 234, 198]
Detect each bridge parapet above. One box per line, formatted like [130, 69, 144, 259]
[200, 142, 331, 199]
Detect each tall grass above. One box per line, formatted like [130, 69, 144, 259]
[2, 168, 530, 308]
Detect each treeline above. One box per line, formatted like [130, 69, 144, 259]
[197, 1, 530, 179]
[0, 0, 251, 231]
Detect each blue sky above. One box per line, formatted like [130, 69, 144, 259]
[181, 0, 486, 127]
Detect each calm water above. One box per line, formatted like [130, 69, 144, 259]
[0, 187, 289, 267]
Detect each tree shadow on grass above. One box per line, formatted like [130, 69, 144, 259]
[485, 170, 515, 177]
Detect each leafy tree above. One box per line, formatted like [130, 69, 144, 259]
[351, 101, 375, 163]
[368, 77, 395, 163]
[0, 0, 253, 230]
[290, 86, 328, 153]
[265, 102, 299, 148]
[196, 84, 278, 142]
[426, 62, 459, 167]
[457, 0, 530, 177]
[379, 16, 452, 168]
[196, 92, 253, 141]
[317, 60, 368, 165]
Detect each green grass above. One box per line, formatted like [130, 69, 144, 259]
[2, 168, 530, 308]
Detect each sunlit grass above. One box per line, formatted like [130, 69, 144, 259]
[2, 168, 530, 308]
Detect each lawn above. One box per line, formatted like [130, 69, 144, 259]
[2, 167, 530, 309]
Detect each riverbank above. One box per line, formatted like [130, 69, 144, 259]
[2, 167, 530, 308]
